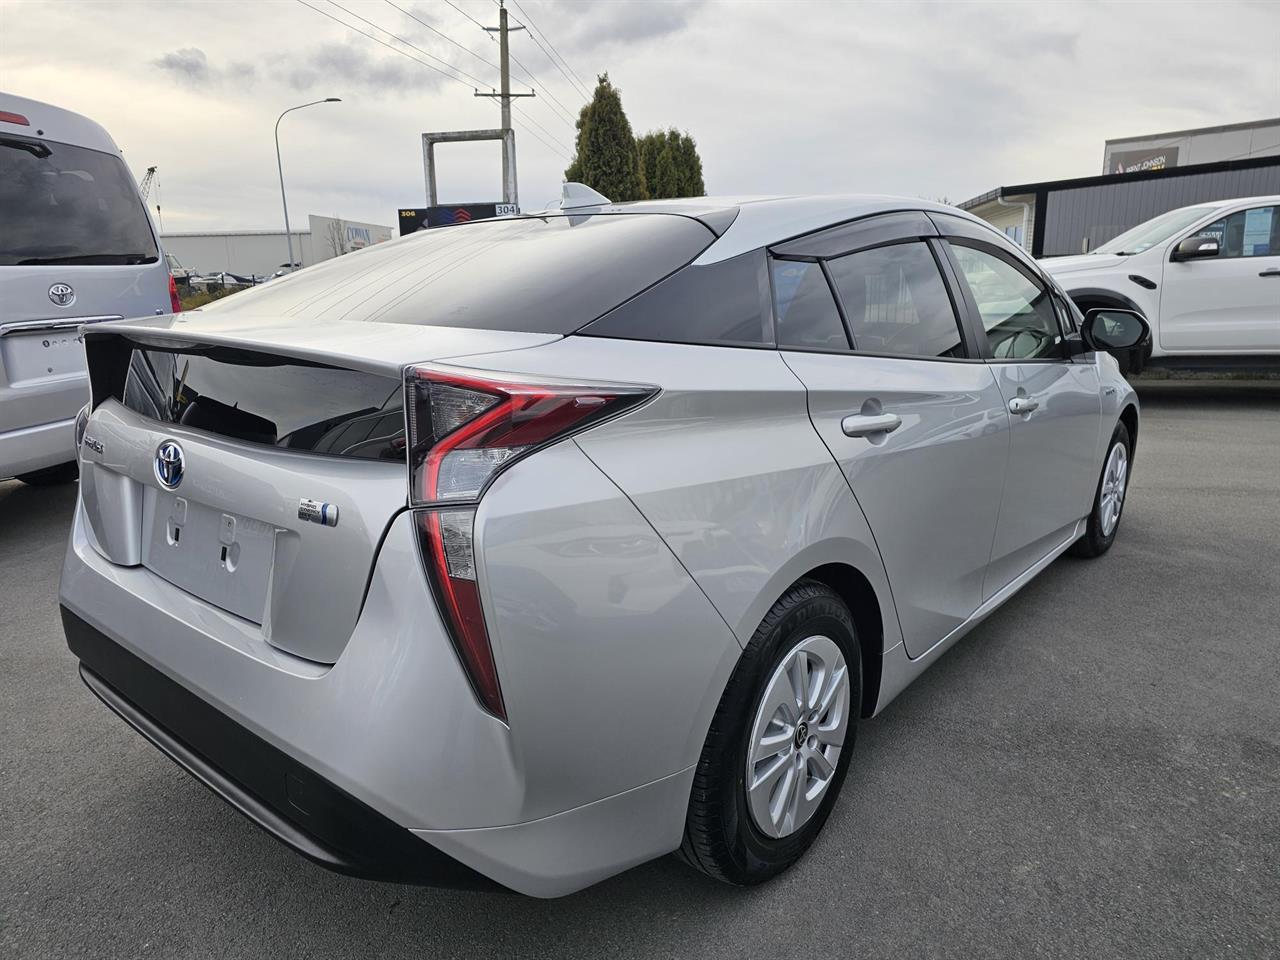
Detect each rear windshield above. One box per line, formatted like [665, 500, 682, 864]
[199, 213, 715, 334]
[122, 344, 405, 462]
[0, 135, 159, 266]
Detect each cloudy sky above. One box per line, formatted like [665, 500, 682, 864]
[4, 0, 1278, 232]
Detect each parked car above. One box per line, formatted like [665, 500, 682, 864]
[61, 193, 1147, 897]
[165, 253, 193, 289]
[1042, 196, 1280, 373]
[0, 92, 178, 485]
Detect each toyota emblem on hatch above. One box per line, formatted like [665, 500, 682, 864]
[154, 440, 185, 489]
[48, 282, 76, 307]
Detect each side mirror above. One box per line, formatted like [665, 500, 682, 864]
[1082, 308, 1150, 353]
[1170, 235, 1220, 262]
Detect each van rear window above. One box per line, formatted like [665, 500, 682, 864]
[0, 136, 159, 266]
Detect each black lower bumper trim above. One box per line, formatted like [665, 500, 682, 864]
[63, 607, 499, 890]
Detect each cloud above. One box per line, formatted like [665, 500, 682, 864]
[543, 0, 705, 51]
[274, 42, 449, 94]
[152, 47, 256, 88]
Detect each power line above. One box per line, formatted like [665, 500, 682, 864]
[295, 0, 475, 91]
[511, 102, 571, 154]
[441, 0, 580, 130]
[442, 0, 486, 32]
[383, 0, 504, 82]
[386, 0, 577, 132]
[503, 51, 580, 128]
[294, 0, 571, 161]
[507, 0, 592, 101]
[324, 0, 493, 89]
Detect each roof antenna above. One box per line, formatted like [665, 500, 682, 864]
[558, 182, 611, 210]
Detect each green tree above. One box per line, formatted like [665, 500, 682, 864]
[652, 139, 682, 198]
[634, 127, 707, 199]
[675, 131, 706, 197]
[563, 74, 647, 201]
[636, 131, 663, 197]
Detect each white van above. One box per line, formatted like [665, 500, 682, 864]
[1, 92, 175, 484]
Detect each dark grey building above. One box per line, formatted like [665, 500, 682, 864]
[961, 155, 1280, 257]
[961, 118, 1280, 257]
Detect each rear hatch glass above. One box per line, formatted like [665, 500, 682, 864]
[0, 135, 158, 266]
[122, 343, 405, 461]
[193, 213, 715, 334]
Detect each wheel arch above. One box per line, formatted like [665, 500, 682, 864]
[795, 563, 884, 719]
[1065, 286, 1146, 317]
[1119, 402, 1139, 462]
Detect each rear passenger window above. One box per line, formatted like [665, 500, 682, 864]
[581, 249, 772, 347]
[825, 242, 965, 359]
[770, 260, 848, 350]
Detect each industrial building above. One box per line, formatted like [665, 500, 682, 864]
[962, 117, 1280, 257]
[161, 214, 394, 278]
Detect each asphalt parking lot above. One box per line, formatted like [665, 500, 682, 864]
[2, 380, 1277, 960]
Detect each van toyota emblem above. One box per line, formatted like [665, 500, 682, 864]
[154, 440, 185, 489]
[48, 283, 76, 307]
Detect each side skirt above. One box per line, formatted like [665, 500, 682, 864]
[870, 517, 1087, 716]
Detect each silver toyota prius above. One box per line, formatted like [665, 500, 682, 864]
[60, 194, 1147, 897]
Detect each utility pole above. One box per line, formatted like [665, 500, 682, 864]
[475, 1, 534, 208]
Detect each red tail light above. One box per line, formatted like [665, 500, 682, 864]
[169, 274, 182, 313]
[405, 364, 655, 721]
[0, 111, 30, 126]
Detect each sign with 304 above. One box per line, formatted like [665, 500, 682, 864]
[398, 204, 519, 234]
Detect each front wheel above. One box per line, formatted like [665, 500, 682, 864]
[1071, 421, 1132, 558]
[678, 580, 860, 885]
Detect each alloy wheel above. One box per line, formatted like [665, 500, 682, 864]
[745, 634, 851, 839]
[1099, 441, 1129, 536]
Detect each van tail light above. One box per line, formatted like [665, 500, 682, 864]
[0, 111, 30, 126]
[405, 364, 656, 722]
[169, 274, 182, 313]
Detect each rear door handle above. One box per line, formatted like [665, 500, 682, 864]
[841, 413, 902, 437]
[1008, 396, 1039, 415]
[1260, 268, 1280, 277]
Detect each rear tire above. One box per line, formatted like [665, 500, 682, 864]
[1071, 421, 1131, 558]
[678, 580, 861, 885]
[16, 461, 78, 486]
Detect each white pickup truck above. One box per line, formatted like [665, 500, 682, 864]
[1042, 196, 1280, 373]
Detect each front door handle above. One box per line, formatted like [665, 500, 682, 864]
[1259, 268, 1280, 277]
[841, 412, 902, 437]
[1008, 396, 1039, 415]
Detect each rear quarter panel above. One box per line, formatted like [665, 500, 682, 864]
[459, 337, 904, 659]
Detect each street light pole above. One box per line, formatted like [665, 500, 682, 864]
[274, 98, 340, 272]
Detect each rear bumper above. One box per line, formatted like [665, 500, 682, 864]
[64, 607, 497, 889]
[0, 416, 75, 477]
[60, 463, 729, 896]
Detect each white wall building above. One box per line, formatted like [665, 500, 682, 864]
[161, 215, 393, 278]
[1102, 117, 1280, 174]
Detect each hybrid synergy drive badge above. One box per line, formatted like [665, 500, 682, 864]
[298, 498, 339, 527]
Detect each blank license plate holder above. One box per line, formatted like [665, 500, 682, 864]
[142, 493, 276, 625]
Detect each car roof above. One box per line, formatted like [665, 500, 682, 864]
[0, 91, 121, 154]
[537, 194, 982, 264]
